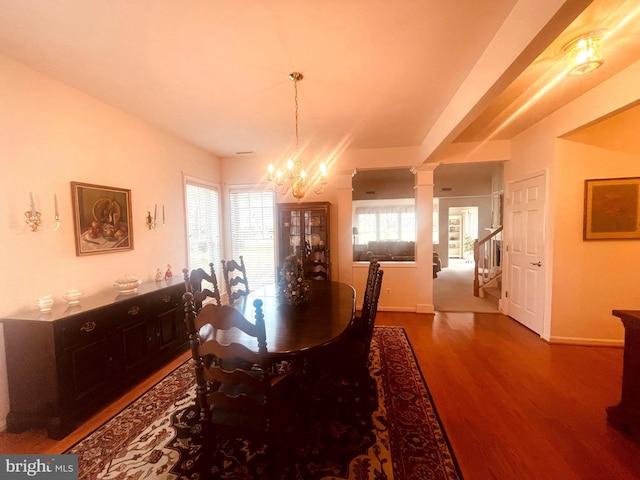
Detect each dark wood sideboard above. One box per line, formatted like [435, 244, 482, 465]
[1, 279, 188, 439]
[607, 310, 640, 443]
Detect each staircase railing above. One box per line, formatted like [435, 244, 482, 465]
[473, 226, 503, 297]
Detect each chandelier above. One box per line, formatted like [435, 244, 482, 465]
[267, 72, 328, 200]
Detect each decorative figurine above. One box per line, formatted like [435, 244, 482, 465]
[156, 268, 163, 282]
[165, 264, 173, 279]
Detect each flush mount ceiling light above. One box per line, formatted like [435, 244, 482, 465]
[563, 32, 605, 76]
[267, 72, 328, 200]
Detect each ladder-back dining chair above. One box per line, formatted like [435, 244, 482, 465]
[221, 256, 250, 305]
[357, 258, 380, 334]
[182, 262, 222, 311]
[303, 250, 330, 281]
[183, 293, 298, 472]
[307, 267, 384, 397]
[359, 268, 384, 364]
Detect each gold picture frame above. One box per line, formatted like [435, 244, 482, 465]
[584, 177, 640, 240]
[71, 182, 134, 256]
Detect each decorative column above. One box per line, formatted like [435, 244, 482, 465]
[414, 163, 437, 314]
[336, 169, 356, 285]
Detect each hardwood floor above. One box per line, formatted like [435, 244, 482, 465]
[384, 311, 640, 480]
[1, 311, 639, 479]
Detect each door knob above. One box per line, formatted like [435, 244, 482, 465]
[530, 261, 542, 267]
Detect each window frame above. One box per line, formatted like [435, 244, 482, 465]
[352, 198, 416, 245]
[183, 175, 223, 276]
[225, 186, 276, 291]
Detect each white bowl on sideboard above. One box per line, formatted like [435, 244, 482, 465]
[35, 295, 54, 312]
[63, 289, 84, 305]
[113, 274, 142, 294]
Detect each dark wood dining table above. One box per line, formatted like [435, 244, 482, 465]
[229, 280, 356, 359]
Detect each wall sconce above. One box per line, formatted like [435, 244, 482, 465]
[563, 33, 604, 76]
[25, 192, 60, 232]
[146, 204, 165, 230]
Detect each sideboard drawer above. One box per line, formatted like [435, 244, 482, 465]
[58, 314, 111, 351]
[113, 297, 150, 319]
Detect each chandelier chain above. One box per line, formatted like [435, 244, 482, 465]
[293, 75, 299, 152]
[267, 71, 327, 200]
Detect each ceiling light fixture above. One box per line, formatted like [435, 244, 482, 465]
[267, 72, 327, 200]
[563, 33, 604, 76]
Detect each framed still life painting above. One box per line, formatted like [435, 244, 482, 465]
[584, 177, 640, 240]
[71, 182, 134, 256]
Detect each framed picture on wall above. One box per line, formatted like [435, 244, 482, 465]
[584, 177, 640, 240]
[71, 182, 134, 256]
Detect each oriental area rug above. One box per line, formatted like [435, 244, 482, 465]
[65, 326, 462, 480]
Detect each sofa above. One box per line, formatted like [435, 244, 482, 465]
[359, 240, 415, 262]
[433, 252, 442, 278]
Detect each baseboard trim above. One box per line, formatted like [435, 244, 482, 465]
[378, 306, 424, 313]
[358, 305, 434, 314]
[415, 304, 435, 314]
[545, 335, 624, 347]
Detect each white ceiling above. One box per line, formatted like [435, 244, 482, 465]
[561, 100, 640, 154]
[455, 0, 640, 146]
[0, 0, 639, 160]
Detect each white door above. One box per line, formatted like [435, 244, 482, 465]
[507, 174, 545, 334]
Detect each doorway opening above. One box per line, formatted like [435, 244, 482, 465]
[433, 161, 503, 312]
[447, 206, 478, 261]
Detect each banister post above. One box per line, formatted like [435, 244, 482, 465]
[473, 239, 480, 297]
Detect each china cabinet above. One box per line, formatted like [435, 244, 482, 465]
[277, 201, 330, 270]
[0, 280, 187, 439]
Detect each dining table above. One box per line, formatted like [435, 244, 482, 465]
[228, 280, 356, 360]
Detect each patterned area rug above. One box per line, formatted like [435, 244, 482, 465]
[65, 326, 462, 479]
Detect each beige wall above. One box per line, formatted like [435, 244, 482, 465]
[0, 55, 220, 428]
[551, 140, 638, 343]
[505, 59, 640, 345]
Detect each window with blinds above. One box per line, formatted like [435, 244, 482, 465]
[185, 178, 222, 275]
[228, 189, 276, 290]
[353, 200, 416, 245]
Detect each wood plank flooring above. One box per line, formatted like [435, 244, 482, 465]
[1, 311, 639, 479]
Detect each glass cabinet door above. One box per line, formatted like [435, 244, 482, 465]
[279, 209, 302, 259]
[304, 208, 327, 255]
[277, 202, 330, 267]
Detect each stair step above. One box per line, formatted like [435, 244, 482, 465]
[482, 286, 501, 300]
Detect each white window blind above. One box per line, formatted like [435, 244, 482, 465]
[354, 203, 416, 244]
[228, 189, 276, 290]
[185, 179, 221, 275]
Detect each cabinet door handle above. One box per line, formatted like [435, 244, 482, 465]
[128, 306, 140, 315]
[80, 321, 96, 332]
[161, 294, 171, 303]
